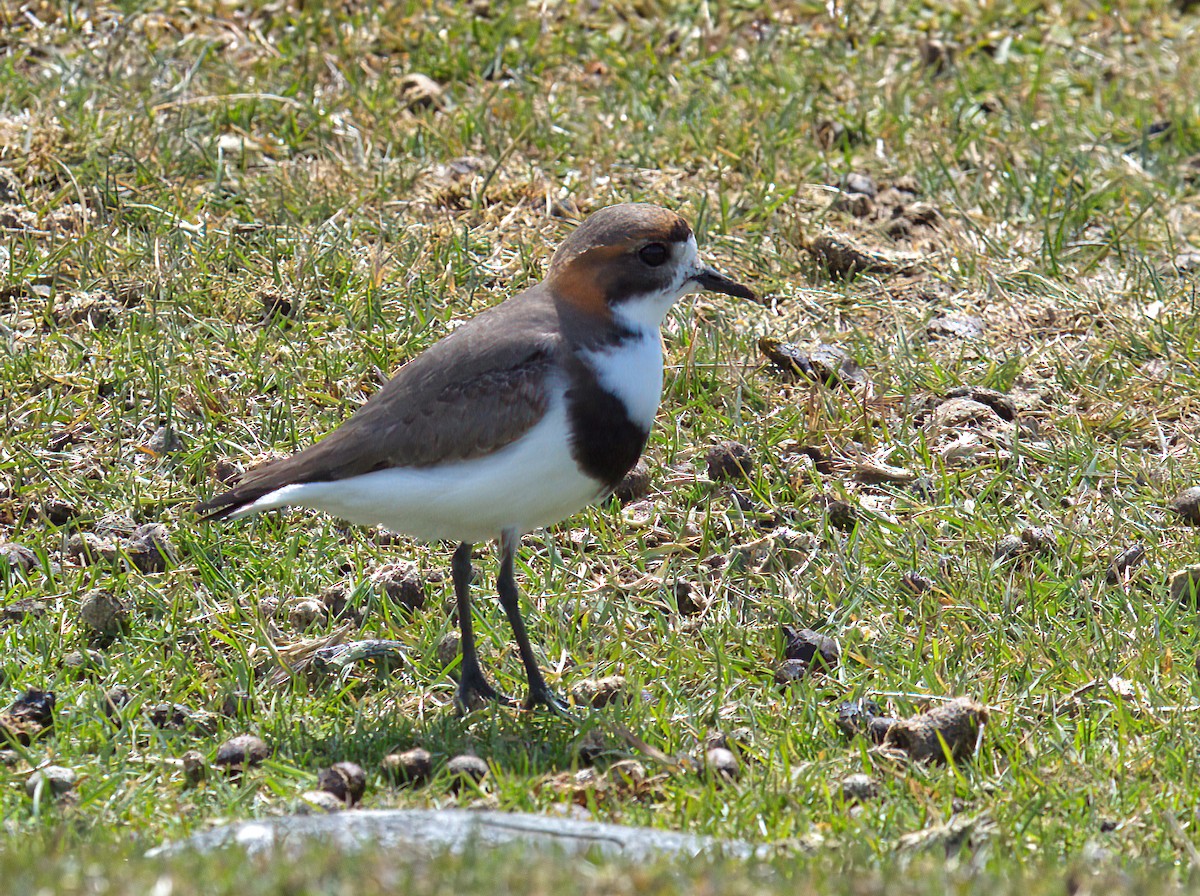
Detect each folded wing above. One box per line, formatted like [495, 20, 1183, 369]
[197, 290, 560, 519]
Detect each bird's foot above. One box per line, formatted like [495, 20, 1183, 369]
[454, 670, 518, 714]
[524, 685, 579, 720]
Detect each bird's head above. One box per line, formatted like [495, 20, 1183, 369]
[546, 203, 756, 331]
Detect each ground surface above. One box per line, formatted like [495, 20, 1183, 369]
[3, 0, 1200, 892]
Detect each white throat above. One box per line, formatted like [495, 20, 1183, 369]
[580, 329, 665, 432]
[574, 233, 702, 432]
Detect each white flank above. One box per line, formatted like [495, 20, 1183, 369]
[231, 395, 605, 543]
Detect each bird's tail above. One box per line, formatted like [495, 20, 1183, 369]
[194, 454, 308, 520]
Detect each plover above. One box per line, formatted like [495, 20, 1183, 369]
[197, 203, 755, 713]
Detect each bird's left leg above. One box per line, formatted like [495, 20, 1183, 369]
[452, 541, 516, 712]
[496, 530, 574, 715]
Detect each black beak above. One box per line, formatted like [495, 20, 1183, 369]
[692, 266, 758, 302]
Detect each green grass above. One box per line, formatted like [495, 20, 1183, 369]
[2, 841, 1186, 896]
[3, 0, 1200, 891]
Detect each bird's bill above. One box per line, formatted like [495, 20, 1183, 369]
[691, 266, 758, 302]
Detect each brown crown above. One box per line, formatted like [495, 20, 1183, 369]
[546, 204, 693, 319]
[549, 204, 692, 272]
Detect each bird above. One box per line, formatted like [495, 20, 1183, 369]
[196, 203, 756, 714]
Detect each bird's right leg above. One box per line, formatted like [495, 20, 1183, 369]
[451, 541, 516, 712]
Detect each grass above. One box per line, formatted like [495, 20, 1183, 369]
[3, 0, 1200, 891]
[2, 841, 1184, 896]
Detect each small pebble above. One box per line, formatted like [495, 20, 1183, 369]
[1169, 566, 1200, 607]
[287, 598, 327, 630]
[900, 571, 933, 595]
[781, 625, 839, 671]
[381, 748, 433, 786]
[775, 658, 810, 685]
[317, 761, 366, 806]
[296, 789, 345, 814]
[182, 750, 207, 786]
[703, 747, 740, 782]
[79, 590, 128, 636]
[1168, 487, 1200, 524]
[446, 754, 488, 791]
[843, 171, 877, 198]
[570, 676, 627, 708]
[25, 765, 77, 799]
[215, 734, 270, 770]
[840, 773, 879, 803]
[0, 542, 37, 574]
[123, 523, 176, 573]
[371, 561, 427, 612]
[705, 441, 755, 482]
[612, 459, 651, 503]
[835, 699, 883, 738]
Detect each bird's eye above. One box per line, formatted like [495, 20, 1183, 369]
[638, 242, 669, 267]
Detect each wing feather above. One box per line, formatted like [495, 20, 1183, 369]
[197, 288, 561, 519]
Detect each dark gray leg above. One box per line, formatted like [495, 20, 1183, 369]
[496, 531, 572, 714]
[452, 541, 515, 712]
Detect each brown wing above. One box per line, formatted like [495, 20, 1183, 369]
[197, 285, 561, 519]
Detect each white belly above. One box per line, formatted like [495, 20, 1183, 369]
[231, 400, 606, 543]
